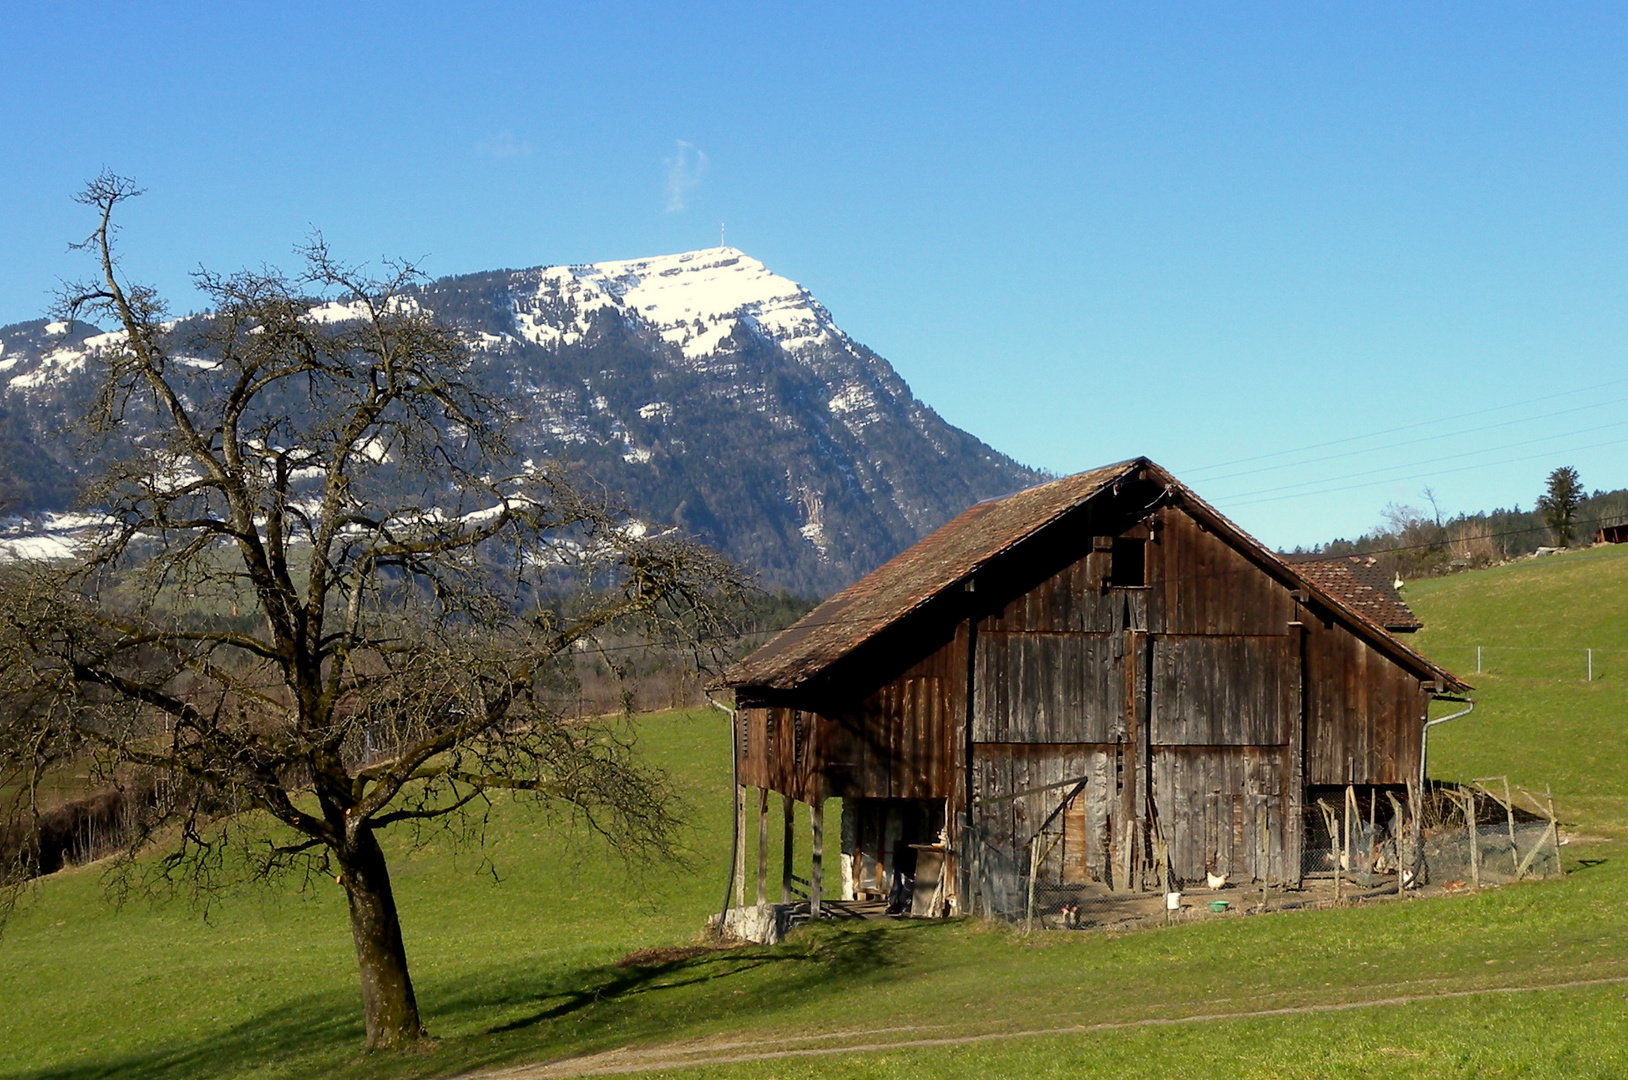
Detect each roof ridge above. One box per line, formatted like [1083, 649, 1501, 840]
[726, 458, 1464, 693]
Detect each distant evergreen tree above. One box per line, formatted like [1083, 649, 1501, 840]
[1539, 465, 1584, 547]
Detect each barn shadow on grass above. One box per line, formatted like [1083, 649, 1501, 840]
[2, 919, 920, 1080]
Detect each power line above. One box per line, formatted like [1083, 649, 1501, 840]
[1180, 375, 1628, 477]
[1194, 395, 1628, 485]
[1219, 434, 1628, 508]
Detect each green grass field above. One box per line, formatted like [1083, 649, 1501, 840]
[2, 547, 1627, 1079]
[1408, 542, 1628, 835]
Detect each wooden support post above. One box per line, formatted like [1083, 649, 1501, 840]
[1385, 791, 1406, 897]
[1546, 784, 1562, 877]
[1135, 630, 1151, 891]
[1465, 790, 1480, 890]
[1327, 803, 1341, 905]
[1407, 779, 1422, 891]
[1252, 792, 1268, 883]
[781, 793, 794, 903]
[1287, 620, 1307, 888]
[1118, 628, 1138, 892]
[1026, 832, 1041, 934]
[1513, 784, 1563, 879]
[1500, 778, 1520, 881]
[734, 785, 746, 909]
[810, 798, 824, 918]
[1344, 784, 1357, 880]
[756, 787, 769, 907]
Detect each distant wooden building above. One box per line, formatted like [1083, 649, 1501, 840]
[723, 458, 1468, 915]
[1597, 524, 1628, 545]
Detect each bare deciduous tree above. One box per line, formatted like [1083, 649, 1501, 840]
[0, 173, 742, 1050]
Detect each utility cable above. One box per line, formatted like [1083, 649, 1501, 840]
[1193, 395, 1628, 485]
[1181, 375, 1628, 477]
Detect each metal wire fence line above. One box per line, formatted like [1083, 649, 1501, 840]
[1425, 644, 1627, 681]
[962, 776, 1562, 932]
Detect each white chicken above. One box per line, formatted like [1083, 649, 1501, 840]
[1205, 869, 1228, 890]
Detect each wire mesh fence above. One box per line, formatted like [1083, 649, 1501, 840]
[963, 776, 1562, 932]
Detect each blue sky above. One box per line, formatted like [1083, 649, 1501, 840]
[3, 2, 1625, 550]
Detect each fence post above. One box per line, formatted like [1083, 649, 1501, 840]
[1501, 778, 1520, 881]
[1476, 646, 1482, 674]
[1407, 780, 1422, 891]
[1328, 801, 1342, 904]
[1546, 784, 1561, 877]
[1343, 784, 1356, 893]
[1025, 833, 1040, 934]
[1465, 791, 1480, 890]
[1587, 649, 1593, 682]
[1385, 791, 1406, 897]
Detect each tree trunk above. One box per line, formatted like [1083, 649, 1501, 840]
[340, 826, 426, 1050]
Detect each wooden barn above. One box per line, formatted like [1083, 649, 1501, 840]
[722, 458, 1470, 917]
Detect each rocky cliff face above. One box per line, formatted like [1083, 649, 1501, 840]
[0, 248, 1042, 594]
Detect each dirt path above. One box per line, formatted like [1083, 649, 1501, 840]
[461, 972, 1628, 1078]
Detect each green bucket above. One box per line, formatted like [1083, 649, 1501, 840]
[1208, 900, 1229, 913]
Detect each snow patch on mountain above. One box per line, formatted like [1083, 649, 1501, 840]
[512, 248, 836, 362]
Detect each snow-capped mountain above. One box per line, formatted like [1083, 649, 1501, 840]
[0, 248, 1041, 594]
[511, 248, 838, 359]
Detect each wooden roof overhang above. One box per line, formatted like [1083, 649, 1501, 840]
[725, 457, 1469, 701]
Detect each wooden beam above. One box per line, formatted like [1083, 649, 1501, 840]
[1287, 622, 1306, 887]
[811, 798, 825, 918]
[734, 785, 746, 909]
[757, 787, 769, 907]
[1465, 789, 1480, 890]
[1118, 626, 1137, 890]
[781, 793, 794, 903]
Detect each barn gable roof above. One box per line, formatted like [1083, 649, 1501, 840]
[726, 457, 1467, 694]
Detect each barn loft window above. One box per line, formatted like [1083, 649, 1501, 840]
[1110, 537, 1146, 587]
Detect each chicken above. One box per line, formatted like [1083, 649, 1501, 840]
[1205, 869, 1228, 890]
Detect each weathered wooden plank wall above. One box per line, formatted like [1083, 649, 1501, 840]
[972, 743, 1117, 886]
[739, 483, 1440, 899]
[1148, 510, 1295, 635]
[1149, 635, 1292, 745]
[973, 633, 1121, 742]
[1151, 747, 1286, 882]
[1304, 621, 1429, 785]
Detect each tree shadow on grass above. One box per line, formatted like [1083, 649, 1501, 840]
[0, 991, 367, 1080]
[424, 919, 921, 1076]
[2, 920, 923, 1080]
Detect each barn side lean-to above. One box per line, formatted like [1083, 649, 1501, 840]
[722, 457, 1469, 918]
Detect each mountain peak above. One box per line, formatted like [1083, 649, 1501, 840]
[513, 246, 836, 360]
[0, 249, 1041, 594]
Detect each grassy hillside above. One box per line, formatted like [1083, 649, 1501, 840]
[1407, 542, 1628, 835]
[2, 549, 1628, 1078]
